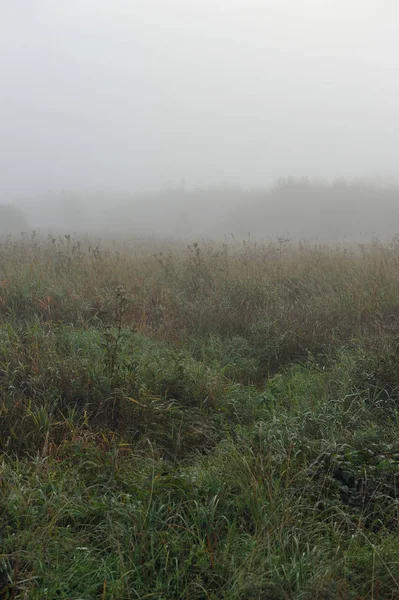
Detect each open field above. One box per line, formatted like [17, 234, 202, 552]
[2, 234, 399, 598]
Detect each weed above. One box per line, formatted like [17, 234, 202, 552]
[101, 285, 129, 381]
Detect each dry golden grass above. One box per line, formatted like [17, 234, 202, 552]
[1, 233, 399, 368]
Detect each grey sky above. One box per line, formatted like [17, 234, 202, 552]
[1, 0, 398, 198]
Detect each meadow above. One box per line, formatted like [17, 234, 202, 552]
[2, 233, 399, 598]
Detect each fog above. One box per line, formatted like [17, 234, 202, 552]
[2, 1, 399, 240]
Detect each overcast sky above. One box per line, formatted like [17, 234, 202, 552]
[1, 0, 398, 198]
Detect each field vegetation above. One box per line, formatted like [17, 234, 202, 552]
[2, 233, 399, 598]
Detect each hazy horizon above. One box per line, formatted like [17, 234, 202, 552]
[0, 177, 397, 243]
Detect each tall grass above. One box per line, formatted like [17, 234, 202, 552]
[1, 234, 399, 598]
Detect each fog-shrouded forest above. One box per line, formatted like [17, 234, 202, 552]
[3, 176, 399, 242]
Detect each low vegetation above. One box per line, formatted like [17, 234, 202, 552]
[1, 233, 399, 598]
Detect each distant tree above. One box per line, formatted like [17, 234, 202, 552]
[0, 204, 30, 233]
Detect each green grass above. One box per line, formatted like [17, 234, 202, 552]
[1, 235, 399, 598]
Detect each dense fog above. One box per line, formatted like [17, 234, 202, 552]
[0, 178, 396, 242]
[2, 1, 399, 240]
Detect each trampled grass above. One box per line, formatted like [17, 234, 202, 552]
[1, 234, 399, 598]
